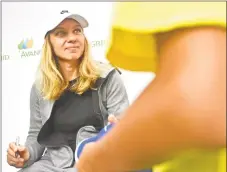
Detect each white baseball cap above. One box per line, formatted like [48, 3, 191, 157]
[44, 10, 89, 37]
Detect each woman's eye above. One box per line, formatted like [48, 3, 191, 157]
[74, 28, 82, 34]
[55, 31, 66, 36]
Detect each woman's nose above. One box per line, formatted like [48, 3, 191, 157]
[67, 33, 78, 43]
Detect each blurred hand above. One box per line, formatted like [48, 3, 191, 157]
[108, 114, 118, 124]
[7, 142, 30, 168]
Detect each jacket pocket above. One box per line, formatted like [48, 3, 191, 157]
[46, 146, 73, 168]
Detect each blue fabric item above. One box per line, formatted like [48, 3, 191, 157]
[75, 123, 152, 172]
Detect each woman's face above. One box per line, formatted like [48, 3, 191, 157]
[49, 18, 85, 61]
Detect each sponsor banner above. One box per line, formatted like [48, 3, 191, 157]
[1, 38, 106, 61]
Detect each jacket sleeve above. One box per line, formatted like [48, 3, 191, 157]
[24, 84, 45, 167]
[105, 70, 129, 118]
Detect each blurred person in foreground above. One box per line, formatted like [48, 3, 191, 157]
[76, 2, 226, 172]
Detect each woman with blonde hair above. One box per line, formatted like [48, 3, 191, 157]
[6, 10, 129, 172]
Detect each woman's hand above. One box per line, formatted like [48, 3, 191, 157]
[7, 142, 30, 168]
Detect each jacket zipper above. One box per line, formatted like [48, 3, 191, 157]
[97, 69, 116, 127]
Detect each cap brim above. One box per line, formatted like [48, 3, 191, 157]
[45, 13, 89, 37]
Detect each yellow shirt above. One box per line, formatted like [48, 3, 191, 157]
[153, 148, 226, 172]
[105, 2, 226, 172]
[106, 2, 226, 72]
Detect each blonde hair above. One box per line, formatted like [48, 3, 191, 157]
[36, 35, 100, 100]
